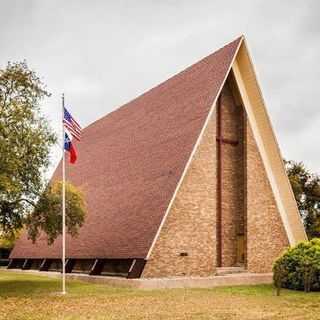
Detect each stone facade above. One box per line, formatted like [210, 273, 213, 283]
[142, 109, 217, 278]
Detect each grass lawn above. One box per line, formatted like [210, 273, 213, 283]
[0, 270, 320, 320]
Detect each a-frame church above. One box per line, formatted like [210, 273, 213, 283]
[9, 36, 307, 278]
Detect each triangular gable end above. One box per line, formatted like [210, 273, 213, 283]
[143, 36, 306, 278]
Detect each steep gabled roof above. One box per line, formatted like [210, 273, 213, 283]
[10, 37, 242, 259]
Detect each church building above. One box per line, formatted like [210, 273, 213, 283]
[9, 36, 307, 278]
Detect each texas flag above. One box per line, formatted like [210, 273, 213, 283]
[63, 107, 81, 164]
[64, 133, 77, 164]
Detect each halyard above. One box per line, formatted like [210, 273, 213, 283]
[0, 271, 320, 320]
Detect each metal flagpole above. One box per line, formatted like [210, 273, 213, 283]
[62, 93, 66, 294]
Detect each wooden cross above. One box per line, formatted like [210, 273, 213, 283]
[216, 137, 239, 146]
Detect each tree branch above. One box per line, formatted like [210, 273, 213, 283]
[8, 198, 36, 207]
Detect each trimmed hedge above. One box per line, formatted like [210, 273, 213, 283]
[273, 238, 320, 292]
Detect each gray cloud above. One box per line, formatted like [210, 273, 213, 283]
[1, 0, 319, 173]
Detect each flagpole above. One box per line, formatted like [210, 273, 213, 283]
[62, 93, 66, 294]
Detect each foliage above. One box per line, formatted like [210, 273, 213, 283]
[0, 61, 85, 243]
[26, 181, 86, 244]
[273, 239, 320, 292]
[0, 230, 20, 249]
[285, 160, 320, 238]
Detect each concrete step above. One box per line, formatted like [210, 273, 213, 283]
[216, 267, 246, 276]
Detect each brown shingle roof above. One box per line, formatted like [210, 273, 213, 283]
[10, 37, 242, 259]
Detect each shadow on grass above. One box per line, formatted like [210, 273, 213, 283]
[0, 271, 137, 298]
[0, 278, 61, 297]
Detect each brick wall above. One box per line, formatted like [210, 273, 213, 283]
[246, 123, 289, 273]
[142, 110, 217, 278]
[219, 82, 245, 267]
[142, 79, 290, 278]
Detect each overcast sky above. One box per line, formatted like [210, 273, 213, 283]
[1, 1, 319, 173]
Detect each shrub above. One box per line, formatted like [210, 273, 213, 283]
[273, 238, 320, 292]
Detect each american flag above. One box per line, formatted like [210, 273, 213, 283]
[63, 107, 81, 141]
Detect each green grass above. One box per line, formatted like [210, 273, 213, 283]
[1, 270, 320, 319]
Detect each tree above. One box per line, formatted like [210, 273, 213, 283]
[0, 231, 19, 250]
[0, 61, 85, 243]
[26, 181, 86, 244]
[285, 160, 320, 239]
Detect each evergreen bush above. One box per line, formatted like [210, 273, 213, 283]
[273, 238, 320, 292]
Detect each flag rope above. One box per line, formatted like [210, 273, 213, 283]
[62, 93, 66, 294]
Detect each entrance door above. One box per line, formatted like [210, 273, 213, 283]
[236, 234, 245, 266]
